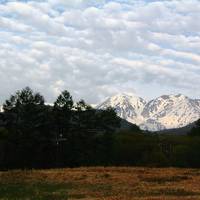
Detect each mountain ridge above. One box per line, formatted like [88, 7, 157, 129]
[97, 93, 200, 131]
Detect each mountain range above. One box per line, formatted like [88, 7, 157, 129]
[97, 93, 200, 131]
[1, 93, 200, 132]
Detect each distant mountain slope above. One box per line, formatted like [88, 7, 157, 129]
[142, 94, 200, 130]
[97, 93, 200, 131]
[97, 93, 146, 125]
[156, 122, 195, 135]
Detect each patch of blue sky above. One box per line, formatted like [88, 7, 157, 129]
[0, 35, 28, 50]
[0, 0, 44, 4]
[52, 5, 65, 13]
[0, 12, 19, 19]
[105, 0, 151, 5]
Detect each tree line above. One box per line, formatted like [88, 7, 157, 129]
[0, 87, 121, 169]
[0, 87, 200, 169]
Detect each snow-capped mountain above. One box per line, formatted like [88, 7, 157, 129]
[97, 93, 200, 131]
[97, 93, 146, 125]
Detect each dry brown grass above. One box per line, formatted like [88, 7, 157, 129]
[0, 167, 200, 200]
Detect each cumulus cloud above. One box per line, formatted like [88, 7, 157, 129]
[0, 0, 200, 104]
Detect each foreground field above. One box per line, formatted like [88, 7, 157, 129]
[0, 167, 200, 200]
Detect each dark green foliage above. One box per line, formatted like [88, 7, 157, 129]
[188, 119, 200, 136]
[111, 131, 200, 167]
[0, 87, 200, 169]
[130, 124, 141, 132]
[187, 138, 200, 167]
[170, 145, 190, 167]
[140, 151, 169, 167]
[0, 87, 121, 169]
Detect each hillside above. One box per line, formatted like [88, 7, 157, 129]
[156, 123, 195, 135]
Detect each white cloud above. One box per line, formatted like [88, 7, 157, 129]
[0, 0, 200, 104]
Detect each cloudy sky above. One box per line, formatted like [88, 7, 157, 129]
[0, 0, 200, 104]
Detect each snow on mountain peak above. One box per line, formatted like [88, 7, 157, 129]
[97, 93, 146, 125]
[0, 105, 3, 112]
[97, 93, 200, 131]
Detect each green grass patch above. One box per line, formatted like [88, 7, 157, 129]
[140, 175, 189, 184]
[0, 182, 71, 200]
[152, 188, 200, 196]
[137, 188, 200, 197]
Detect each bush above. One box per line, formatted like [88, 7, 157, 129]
[140, 151, 169, 167]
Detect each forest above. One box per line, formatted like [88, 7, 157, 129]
[0, 87, 200, 169]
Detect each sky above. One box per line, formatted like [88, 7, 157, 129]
[0, 0, 200, 104]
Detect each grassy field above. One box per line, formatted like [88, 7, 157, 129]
[0, 167, 200, 200]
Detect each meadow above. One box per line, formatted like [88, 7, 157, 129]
[0, 167, 200, 200]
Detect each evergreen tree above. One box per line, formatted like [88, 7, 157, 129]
[188, 119, 200, 136]
[2, 87, 53, 168]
